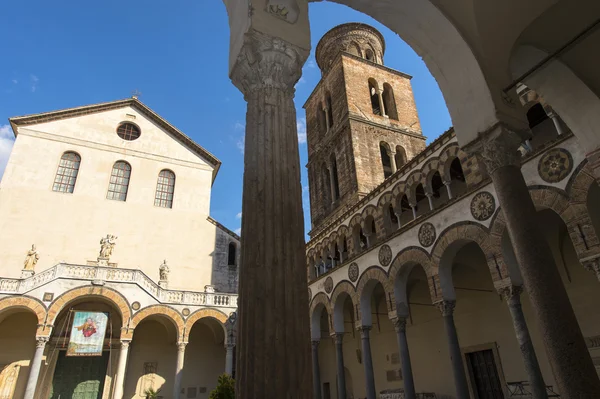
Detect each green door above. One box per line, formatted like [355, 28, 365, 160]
[50, 351, 109, 399]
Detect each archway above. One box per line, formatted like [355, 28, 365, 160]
[331, 286, 357, 399]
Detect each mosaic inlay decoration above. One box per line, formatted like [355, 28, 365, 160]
[348, 262, 359, 282]
[470, 191, 496, 221]
[378, 245, 393, 267]
[182, 308, 191, 317]
[538, 148, 573, 183]
[131, 301, 141, 311]
[324, 277, 334, 294]
[418, 222, 436, 247]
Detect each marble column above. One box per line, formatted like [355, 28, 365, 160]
[324, 106, 331, 133]
[473, 124, 600, 397]
[225, 343, 235, 375]
[443, 180, 453, 199]
[437, 300, 469, 398]
[359, 326, 376, 399]
[410, 204, 417, 220]
[364, 231, 373, 248]
[499, 286, 547, 399]
[174, 342, 187, 399]
[112, 340, 131, 399]
[312, 341, 322, 399]
[546, 109, 565, 136]
[392, 318, 416, 399]
[230, 30, 312, 398]
[328, 164, 337, 203]
[332, 333, 347, 399]
[378, 91, 387, 117]
[425, 193, 434, 211]
[23, 336, 48, 399]
[395, 212, 402, 230]
[390, 151, 398, 173]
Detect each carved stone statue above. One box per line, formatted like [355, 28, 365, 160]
[159, 260, 169, 281]
[23, 244, 39, 271]
[266, 0, 299, 24]
[99, 235, 117, 259]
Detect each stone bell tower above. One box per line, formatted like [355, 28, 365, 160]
[304, 23, 427, 234]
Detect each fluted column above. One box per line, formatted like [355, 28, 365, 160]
[499, 286, 547, 399]
[23, 336, 48, 399]
[472, 124, 600, 397]
[312, 341, 322, 399]
[112, 340, 131, 399]
[436, 300, 469, 398]
[230, 30, 312, 398]
[392, 318, 416, 399]
[332, 333, 346, 399]
[174, 342, 187, 399]
[225, 343, 235, 376]
[359, 326, 376, 399]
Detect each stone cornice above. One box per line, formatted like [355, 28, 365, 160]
[207, 216, 241, 241]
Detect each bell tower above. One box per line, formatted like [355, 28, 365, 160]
[304, 23, 427, 235]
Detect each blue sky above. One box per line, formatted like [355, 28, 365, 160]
[0, 0, 451, 240]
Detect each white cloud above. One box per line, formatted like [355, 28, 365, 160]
[236, 136, 245, 154]
[234, 228, 241, 235]
[295, 76, 306, 87]
[0, 125, 15, 179]
[30, 74, 39, 92]
[306, 60, 316, 69]
[236, 212, 242, 219]
[297, 117, 307, 144]
[11, 79, 17, 84]
[234, 122, 245, 131]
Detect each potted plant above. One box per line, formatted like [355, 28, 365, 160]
[144, 387, 161, 399]
[209, 374, 235, 399]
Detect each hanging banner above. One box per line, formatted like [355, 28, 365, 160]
[66, 311, 109, 356]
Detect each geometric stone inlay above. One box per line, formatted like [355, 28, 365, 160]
[131, 301, 141, 311]
[182, 308, 191, 317]
[538, 148, 573, 183]
[324, 276, 334, 294]
[378, 244, 393, 267]
[470, 191, 496, 221]
[348, 262, 359, 282]
[43, 292, 54, 302]
[418, 222, 436, 247]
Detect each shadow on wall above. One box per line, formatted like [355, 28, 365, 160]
[210, 225, 240, 294]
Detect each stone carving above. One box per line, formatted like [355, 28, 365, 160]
[324, 276, 333, 294]
[582, 256, 600, 282]
[538, 148, 573, 183]
[348, 262, 359, 282]
[470, 191, 496, 221]
[266, 0, 299, 24]
[159, 260, 169, 282]
[418, 223, 436, 247]
[378, 245, 392, 267]
[435, 300, 456, 317]
[23, 244, 39, 271]
[99, 235, 117, 259]
[466, 123, 524, 174]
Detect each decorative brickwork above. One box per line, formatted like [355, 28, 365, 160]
[183, 308, 228, 342]
[0, 296, 48, 336]
[355, 267, 393, 313]
[130, 305, 185, 341]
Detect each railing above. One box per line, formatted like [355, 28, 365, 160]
[0, 263, 238, 308]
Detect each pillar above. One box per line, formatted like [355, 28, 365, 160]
[443, 180, 453, 199]
[436, 300, 469, 398]
[392, 318, 416, 399]
[410, 204, 417, 220]
[390, 150, 398, 173]
[23, 336, 48, 399]
[312, 341, 322, 399]
[425, 193, 434, 211]
[472, 124, 600, 397]
[324, 106, 331, 133]
[230, 29, 312, 398]
[328, 164, 337, 203]
[395, 212, 402, 229]
[225, 343, 235, 376]
[499, 286, 547, 399]
[364, 231, 372, 248]
[546, 109, 565, 136]
[112, 340, 131, 399]
[174, 342, 186, 399]
[378, 91, 387, 117]
[359, 326, 376, 399]
[332, 333, 346, 399]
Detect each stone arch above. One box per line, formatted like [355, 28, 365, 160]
[404, 171, 423, 202]
[131, 304, 185, 341]
[330, 280, 358, 333]
[355, 266, 392, 326]
[349, 213, 362, 228]
[387, 247, 436, 314]
[0, 296, 48, 336]
[439, 143, 462, 181]
[420, 158, 442, 189]
[47, 286, 131, 329]
[183, 308, 229, 342]
[310, 292, 331, 339]
[377, 192, 393, 209]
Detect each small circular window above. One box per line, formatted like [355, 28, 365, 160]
[116, 122, 141, 141]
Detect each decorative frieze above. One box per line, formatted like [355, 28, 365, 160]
[418, 223, 436, 247]
[470, 191, 496, 221]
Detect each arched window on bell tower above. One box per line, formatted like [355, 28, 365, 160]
[326, 92, 334, 130]
[330, 154, 340, 200]
[368, 79, 382, 116]
[382, 83, 398, 120]
[380, 142, 393, 179]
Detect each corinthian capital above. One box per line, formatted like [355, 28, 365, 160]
[466, 122, 528, 174]
[230, 29, 309, 97]
[498, 285, 523, 304]
[435, 300, 456, 317]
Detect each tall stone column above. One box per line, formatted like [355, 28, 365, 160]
[332, 333, 347, 399]
[392, 318, 416, 399]
[359, 326, 376, 399]
[23, 336, 48, 399]
[230, 30, 312, 398]
[437, 300, 469, 398]
[112, 340, 131, 399]
[225, 343, 235, 376]
[473, 123, 600, 397]
[174, 342, 187, 399]
[499, 286, 547, 399]
[312, 341, 322, 399]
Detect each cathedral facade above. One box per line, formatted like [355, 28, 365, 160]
[0, 98, 239, 399]
[306, 24, 600, 399]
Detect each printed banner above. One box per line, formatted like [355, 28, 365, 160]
[66, 311, 109, 356]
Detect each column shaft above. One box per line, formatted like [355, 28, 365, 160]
[23, 337, 48, 399]
[113, 340, 131, 399]
[231, 31, 312, 398]
[312, 341, 322, 399]
[225, 344, 235, 376]
[444, 181, 453, 199]
[426, 193, 434, 211]
[390, 151, 398, 173]
[500, 286, 547, 399]
[174, 343, 186, 399]
[378, 92, 386, 117]
[437, 301, 469, 398]
[360, 327, 376, 399]
[333, 334, 347, 399]
[411, 206, 417, 220]
[393, 319, 416, 399]
[479, 126, 600, 397]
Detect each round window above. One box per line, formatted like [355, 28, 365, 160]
[116, 122, 141, 141]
